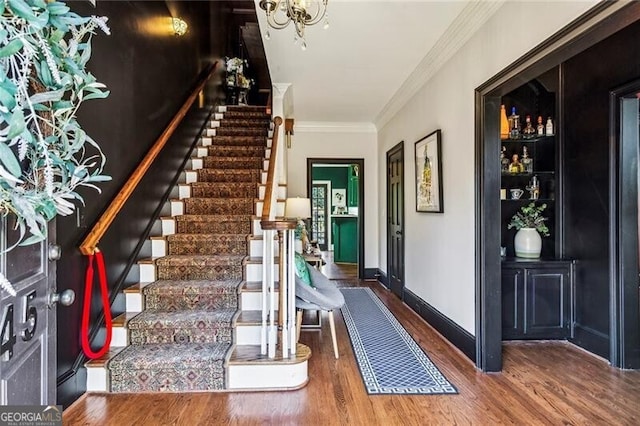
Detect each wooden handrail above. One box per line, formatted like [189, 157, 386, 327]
[79, 62, 220, 255]
[261, 116, 283, 222]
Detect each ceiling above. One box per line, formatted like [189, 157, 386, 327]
[252, 1, 502, 126]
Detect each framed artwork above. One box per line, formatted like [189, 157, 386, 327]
[414, 129, 443, 213]
[332, 189, 346, 207]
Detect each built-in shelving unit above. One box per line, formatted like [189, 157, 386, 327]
[500, 66, 574, 341]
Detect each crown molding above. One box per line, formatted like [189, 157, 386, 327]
[295, 121, 377, 133]
[374, 0, 506, 130]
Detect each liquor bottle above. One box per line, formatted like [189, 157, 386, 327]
[500, 105, 509, 140]
[536, 116, 544, 136]
[509, 107, 520, 139]
[521, 146, 533, 174]
[522, 115, 536, 138]
[546, 117, 554, 136]
[501, 146, 509, 173]
[509, 154, 524, 174]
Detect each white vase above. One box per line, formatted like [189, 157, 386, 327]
[514, 228, 542, 258]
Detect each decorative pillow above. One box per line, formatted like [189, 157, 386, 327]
[294, 252, 314, 287]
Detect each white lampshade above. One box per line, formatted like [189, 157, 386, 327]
[285, 197, 311, 219]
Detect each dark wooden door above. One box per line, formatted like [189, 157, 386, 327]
[387, 142, 404, 299]
[0, 219, 60, 405]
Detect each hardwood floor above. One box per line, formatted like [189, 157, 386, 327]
[63, 280, 640, 425]
[319, 250, 358, 280]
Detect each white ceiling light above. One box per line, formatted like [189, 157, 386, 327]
[259, 0, 329, 50]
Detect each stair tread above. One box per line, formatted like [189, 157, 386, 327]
[113, 312, 141, 326]
[85, 347, 126, 368]
[128, 308, 238, 325]
[235, 310, 275, 325]
[243, 256, 279, 264]
[242, 281, 280, 292]
[228, 343, 311, 365]
[109, 342, 232, 368]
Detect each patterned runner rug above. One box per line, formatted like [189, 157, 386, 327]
[340, 288, 457, 395]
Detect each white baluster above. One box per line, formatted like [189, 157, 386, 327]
[267, 229, 277, 358]
[261, 228, 269, 355]
[288, 229, 297, 356]
[281, 230, 289, 357]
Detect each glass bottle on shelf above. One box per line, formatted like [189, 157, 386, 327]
[523, 115, 536, 138]
[536, 116, 544, 136]
[500, 105, 509, 140]
[521, 146, 533, 174]
[501, 146, 509, 173]
[509, 154, 524, 174]
[546, 117, 554, 135]
[526, 175, 540, 200]
[509, 107, 520, 139]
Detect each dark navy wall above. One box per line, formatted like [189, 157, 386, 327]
[563, 19, 640, 359]
[55, 1, 230, 406]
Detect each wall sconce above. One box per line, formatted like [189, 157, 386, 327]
[285, 118, 295, 148]
[172, 17, 188, 36]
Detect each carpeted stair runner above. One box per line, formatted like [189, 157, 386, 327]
[107, 105, 270, 392]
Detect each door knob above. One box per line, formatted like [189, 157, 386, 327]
[396, 231, 402, 235]
[50, 289, 75, 307]
[48, 244, 62, 261]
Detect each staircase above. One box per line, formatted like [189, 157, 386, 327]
[85, 105, 310, 392]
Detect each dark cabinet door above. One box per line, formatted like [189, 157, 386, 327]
[502, 260, 573, 340]
[502, 268, 524, 339]
[524, 267, 570, 338]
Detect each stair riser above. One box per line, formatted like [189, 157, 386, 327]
[236, 325, 263, 345]
[129, 327, 233, 345]
[255, 201, 285, 217]
[139, 264, 247, 282]
[171, 200, 255, 216]
[258, 185, 286, 199]
[176, 220, 251, 235]
[245, 263, 279, 282]
[227, 362, 308, 390]
[203, 147, 268, 158]
[206, 128, 272, 138]
[186, 170, 265, 184]
[152, 239, 248, 257]
[86, 357, 306, 393]
[249, 239, 278, 257]
[180, 184, 258, 199]
[240, 291, 279, 311]
[86, 367, 109, 392]
[124, 287, 276, 313]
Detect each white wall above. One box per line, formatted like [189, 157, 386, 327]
[377, 1, 599, 335]
[287, 123, 378, 268]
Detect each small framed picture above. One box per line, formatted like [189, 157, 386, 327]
[415, 129, 443, 213]
[332, 189, 346, 207]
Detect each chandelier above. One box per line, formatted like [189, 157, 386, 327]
[258, 0, 329, 50]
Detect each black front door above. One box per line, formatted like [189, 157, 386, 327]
[387, 142, 404, 299]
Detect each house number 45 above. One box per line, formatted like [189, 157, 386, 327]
[1, 291, 38, 361]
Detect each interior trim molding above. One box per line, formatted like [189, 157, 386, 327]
[364, 268, 378, 280]
[295, 121, 377, 133]
[374, 0, 506, 130]
[376, 269, 389, 288]
[403, 288, 476, 361]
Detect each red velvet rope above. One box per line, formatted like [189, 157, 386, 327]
[81, 251, 113, 359]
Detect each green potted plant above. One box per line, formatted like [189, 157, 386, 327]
[0, 0, 111, 294]
[507, 202, 550, 258]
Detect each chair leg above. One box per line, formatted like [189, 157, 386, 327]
[328, 310, 339, 359]
[296, 309, 303, 343]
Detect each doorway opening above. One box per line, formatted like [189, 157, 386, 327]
[475, 2, 640, 371]
[307, 158, 365, 280]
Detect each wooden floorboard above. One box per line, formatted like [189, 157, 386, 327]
[63, 280, 640, 425]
